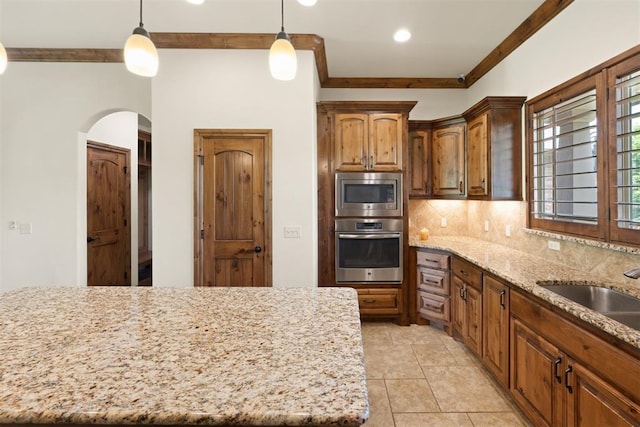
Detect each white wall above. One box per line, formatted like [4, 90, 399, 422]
[152, 49, 318, 288]
[86, 111, 140, 285]
[0, 63, 150, 292]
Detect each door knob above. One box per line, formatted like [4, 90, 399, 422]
[254, 246, 262, 253]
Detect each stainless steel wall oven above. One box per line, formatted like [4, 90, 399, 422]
[335, 218, 403, 283]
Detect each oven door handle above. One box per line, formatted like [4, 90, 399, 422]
[337, 233, 401, 239]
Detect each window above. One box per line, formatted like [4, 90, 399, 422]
[526, 47, 640, 247]
[527, 76, 605, 240]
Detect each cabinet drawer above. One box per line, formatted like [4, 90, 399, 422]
[357, 288, 401, 315]
[452, 257, 482, 290]
[417, 267, 450, 295]
[417, 291, 450, 322]
[417, 250, 450, 269]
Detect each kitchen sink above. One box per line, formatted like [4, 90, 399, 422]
[540, 283, 640, 331]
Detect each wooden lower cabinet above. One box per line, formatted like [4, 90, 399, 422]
[357, 288, 402, 316]
[483, 275, 510, 387]
[510, 290, 640, 427]
[451, 257, 483, 356]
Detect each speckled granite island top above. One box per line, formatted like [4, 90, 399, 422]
[0, 287, 369, 427]
[410, 236, 640, 350]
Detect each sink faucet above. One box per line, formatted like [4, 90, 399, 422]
[624, 268, 640, 279]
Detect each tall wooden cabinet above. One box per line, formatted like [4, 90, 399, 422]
[483, 275, 510, 387]
[317, 101, 416, 325]
[408, 122, 431, 197]
[462, 96, 526, 200]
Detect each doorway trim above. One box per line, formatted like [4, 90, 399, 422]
[193, 129, 273, 287]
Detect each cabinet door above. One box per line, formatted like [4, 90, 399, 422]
[566, 361, 640, 427]
[334, 113, 368, 171]
[452, 276, 466, 334]
[409, 130, 430, 196]
[369, 113, 403, 171]
[510, 318, 564, 427]
[464, 285, 482, 357]
[467, 113, 489, 197]
[483, 276, 509, 387]
[432, 124, 465, 196]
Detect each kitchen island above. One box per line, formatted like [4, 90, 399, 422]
[0, 287, 369, 427]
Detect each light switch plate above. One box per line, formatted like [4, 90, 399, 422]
[19, 223, 32, 235]
[440, 218, 447, 228]
[284, 226, 301, 238]
[505, 225, 511, 237]
[484, 220, 489, 232]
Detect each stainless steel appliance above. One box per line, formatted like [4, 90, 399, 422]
[335, 172, 402, 217]
[335, 218, 403, 283]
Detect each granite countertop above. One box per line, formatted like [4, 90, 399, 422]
[410, 236, 640, 351]
[0, 287, 369, 426]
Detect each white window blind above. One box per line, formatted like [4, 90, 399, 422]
[531, 89, 598, 225]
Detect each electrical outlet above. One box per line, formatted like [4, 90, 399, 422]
[283, 226, 301, 239]
[484, 220, 489, 232]
[440, 217, 447, 228]
[505, 224, 511, 237]
[548, 240, 560, 251]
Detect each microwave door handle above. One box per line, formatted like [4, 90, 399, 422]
[337, 233, 400, 239]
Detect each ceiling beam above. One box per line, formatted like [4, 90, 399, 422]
[464, 0, 574, 87]
[4, 0, 574, 89]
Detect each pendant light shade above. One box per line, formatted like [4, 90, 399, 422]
[124, 0, 158, 77]
[0, 42, 7, 75]
[269, 0, 297, 81]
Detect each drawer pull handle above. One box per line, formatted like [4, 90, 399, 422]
[553, 357, 562, 384]
[363, 299, 376, 304]
[424, 301, 443, 311]
[499, 290, 506, 309]
[424, 278, 441, 285]
[459, 269, 468, 276]
[564, 366, 573, 394]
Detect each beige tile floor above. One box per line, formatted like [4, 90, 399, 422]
[361, 322, 532, 427]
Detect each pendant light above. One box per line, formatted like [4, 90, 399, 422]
[124, 0, 159, 77]
[0, 42, 7, 74]
[269, 0, 297, 81]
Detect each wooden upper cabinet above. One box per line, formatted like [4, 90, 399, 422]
[408, 126, 430, 197]
[334, 112, 403, 171]
[432, 122, 466, 197]
[334, 113, 369, 171]
[463, 96, 526, 200]
[369, 113, 403, 171]
[466, 113, 489, 197]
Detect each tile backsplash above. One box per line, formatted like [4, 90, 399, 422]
[409, 199, 640, 285]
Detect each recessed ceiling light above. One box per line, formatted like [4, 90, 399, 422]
[297, 0, 318, 5]
[393, 29, 411, 43]
[186, 0, 205, 4]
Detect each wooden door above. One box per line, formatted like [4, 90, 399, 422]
[334, 113, 368, 171]
[368, 113, 403, 171]
[465, 285, 483, 357]
[196, 130, 271, 287]
[467, 113, 489, 197]
[452, 276, 466, 334]
[87, 142, 131, 286]
[432, 124, 466, 196]
[409, 130, 430, 196]
[565, 360, 640, 427]
[510, 318, 564, 427]
[483, 276, 510, 386]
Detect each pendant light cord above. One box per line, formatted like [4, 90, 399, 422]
[139, 0, 144, 28]
[280, 0, 285, 32]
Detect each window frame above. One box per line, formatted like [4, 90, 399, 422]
[525, 45, 640, 248]
[526, 74, 607, 241]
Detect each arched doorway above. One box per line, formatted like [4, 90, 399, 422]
[83, 111, 152, 286]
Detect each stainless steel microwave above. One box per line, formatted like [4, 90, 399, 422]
[335, 172, 402, 217]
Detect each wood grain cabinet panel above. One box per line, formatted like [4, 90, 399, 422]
[482, 275, 510, 387]
[334, 113, 369, 171]
[357, 288, 402, 315]
[462, 96, 526, 200]
[432, 123, 465, 197]
[415, 249, 451, 332]
[451, 256, 483, 356]
[408, 128, 430, 197]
